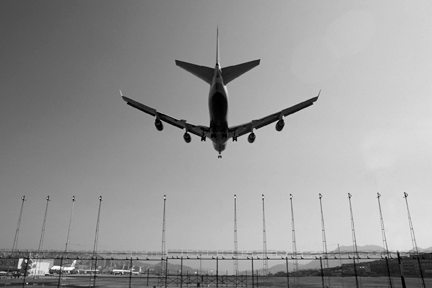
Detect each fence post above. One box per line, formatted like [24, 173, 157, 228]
[251, 258, 254, 288]
[285, 257, 290, 288]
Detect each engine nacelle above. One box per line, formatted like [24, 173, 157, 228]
[183, 132, 191, 143]
[155, 119, 163, 131]
[248, 132, 256, 143]
[276, 119, 285, 132]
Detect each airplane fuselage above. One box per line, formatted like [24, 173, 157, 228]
[209, 64, 229, 154]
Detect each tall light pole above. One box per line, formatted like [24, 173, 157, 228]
[12, 196, 26, 252]
[233, 194, 238, 275]
[403, 192, 425, 288]
[65, 196, 75, 252]
[319, 193, 329, 287]
[348, 193, 360, 288]
[377, 193, 393, 288]
[262, 194, 268, 276]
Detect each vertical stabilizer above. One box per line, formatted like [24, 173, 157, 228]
[216, 27, 220, 66]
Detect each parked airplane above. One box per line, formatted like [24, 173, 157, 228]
[49, 260, 77, 274]
[122, 29, 319, 158]
[112, 268, 139, 275]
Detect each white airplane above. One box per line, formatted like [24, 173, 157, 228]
[112, 268, 138, 275]
[122, 29, 319, 158]
[49, 260, 77, 273]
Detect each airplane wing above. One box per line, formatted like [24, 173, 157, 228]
[228, 92, 320, 139]
[122, 95, 210, 138]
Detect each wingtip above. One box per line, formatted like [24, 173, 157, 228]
[119, 89, 123, 97]
[317, 89, 321, 98]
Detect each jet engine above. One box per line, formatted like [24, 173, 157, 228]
[155, 119, 163, 131]
[183, 132, 191, 143]
[248, 132, 256, 143]
[275, 119, 285, 132]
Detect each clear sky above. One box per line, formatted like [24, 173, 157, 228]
[1, 0, 432, 262]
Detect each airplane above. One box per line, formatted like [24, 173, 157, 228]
[122, 29, 319, 158]
[78, 268, 100, 274]
[49, 260, 77, 274]
[111, 268, 138, 275]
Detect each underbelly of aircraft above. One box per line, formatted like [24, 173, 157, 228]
[209, 92, 228, 131]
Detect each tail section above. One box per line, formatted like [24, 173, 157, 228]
[222, 59, 260, 85]
[71, 260, 77, 267]
[175, 60, 214, 84]
[216, 27, 220, 65]
[176, 28, 260, 85]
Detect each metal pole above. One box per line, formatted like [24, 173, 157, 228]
[65, 196, 76, 253]
[12, 196, 26, 252]
[403, 192, 426, 288]
[348, 193, 360, 288]
[181, 257, 183, 288]
[319, 193, 330, 287]
[36, 196, 50, 277]
[289, 194, 298, 274]
[165, 258, 168, 288]
[251, 258, 254, 288]
[397, 251, 407, 288]
[216, 257, 219, 288]
[92, 256, 98, 287]
[38, 196, 50, 252]
[377, 193, 393, 288]
[285, 257, 290, 288]
[57, 256, 64, 288]
[234, 195, 239, 275]
[262, 194, 268, 276]
[92, 196, 103, 255]
[92, 196, 102, 286]
[338, 244, 344, 288]
[129, 257, 133, 288]
[319, 257, 324, 288]
[22, 255, 30, 288]
[162, 195, 167, 260]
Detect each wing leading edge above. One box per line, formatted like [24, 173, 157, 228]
[228, 92, 320, 139]
[121, 95, 210, 138]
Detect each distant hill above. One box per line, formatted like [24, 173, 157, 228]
[299, 245, 385, 271]
[152, 261, 198, 274]
[408, 246, 432, 253]
[267, 261, 305, 273]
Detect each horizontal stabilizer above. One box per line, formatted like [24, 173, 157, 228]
[175, 60, 214, 84]
[222, 59, 260, 85]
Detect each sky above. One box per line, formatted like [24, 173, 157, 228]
[1, 0, 432, 266]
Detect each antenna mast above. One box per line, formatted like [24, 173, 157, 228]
[319, 193, 330, 287]
[403, 192, 426, 288]
[233, 195, 239, 274]
[289, 194, 298, 273]
[262, 194, 268, 275]
[12, 196, 26, 252]
[65, 196, 75, 252]
[92, 196, 103, 255]
[348, 193, 360, 288]
[377, 193, 393, 288]
[38, 196, 51, 252]
[161, 195, 167, 260]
